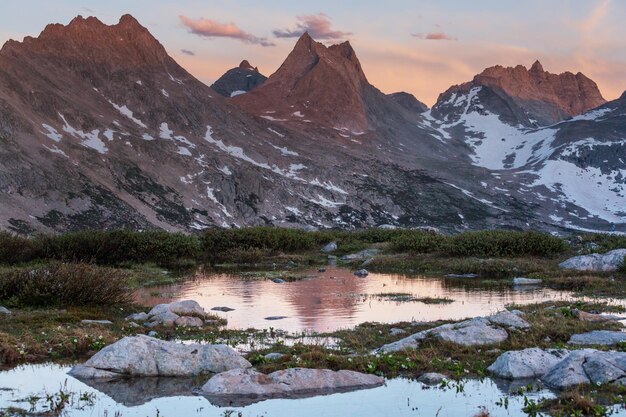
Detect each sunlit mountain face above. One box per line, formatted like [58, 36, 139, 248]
[0, 12, 623, 234]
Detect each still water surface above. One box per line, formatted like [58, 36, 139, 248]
[135, 267, 603, 333]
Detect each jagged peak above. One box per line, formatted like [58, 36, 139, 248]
[530, 60, 544, 73]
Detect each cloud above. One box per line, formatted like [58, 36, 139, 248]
[273, 13, 352, 40]
[180, 49, 195, 56]
[179, 15, 275, 47]
[579, 0, 612, 33]
[412, 32, 457, 41]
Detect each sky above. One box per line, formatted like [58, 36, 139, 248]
[1, 0, 625, 106]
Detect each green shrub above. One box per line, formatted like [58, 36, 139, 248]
[0, 232, 39, 264]
[619, 256, 626, 274]
[0, 263, 132, 307]
[36, 230, 200, 267]
[442, 231, 567, 258]
[389, 231, 445, 253]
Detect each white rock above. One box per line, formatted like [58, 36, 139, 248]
[68, 335, 251, 378]
[559, 249, 626, 272]
[488, 348, 569, 379]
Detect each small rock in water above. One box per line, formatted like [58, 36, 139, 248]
[265, 316, 288, 321]
[211, 306, 235, 312]
[0, 306, 11, 315]
[318, 267, 326, 273]
[271, 278, 286, 284]
[201, 368, 384, 406]
[264, 352, 285, 361]
[417, 372, 447, 385]
[81, 320, 113, 326]
[512, 277, 543, 285]
[321, 241, 338, 253]
[445, 273, 479, 279]
[354, 269, 369, 277]
[147, 331, 158, 337]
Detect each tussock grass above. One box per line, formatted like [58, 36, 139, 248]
[0, 263, 132, 307]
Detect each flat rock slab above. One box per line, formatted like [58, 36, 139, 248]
[488, 348, 569, 379]
[569, 330, 626, 346]
[541, 350, 626, 390]
[575, 310, 623, 323]
[201, 368, 384, 406]
[375, 311, 529, 353]
[559, 249, 626, 272]
[68, 335, 251, 378]
[80, 320, 113, 325]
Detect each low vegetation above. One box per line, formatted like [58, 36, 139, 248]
[0, 263, 132, 307]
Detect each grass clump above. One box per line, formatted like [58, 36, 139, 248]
[389, 230, 445, 253]
[580, 233, 626, 253]
[0, 263, 132, 307]
[442, 230, 567, 258]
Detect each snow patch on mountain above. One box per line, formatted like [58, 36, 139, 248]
[108, 101, 147, 128]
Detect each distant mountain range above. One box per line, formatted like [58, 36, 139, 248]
[0, 15, 623, 234]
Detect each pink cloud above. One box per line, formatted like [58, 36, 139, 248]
[273, 13, 352, 40]
[412, 32, 457, 41]
[179, 15, 275, 47]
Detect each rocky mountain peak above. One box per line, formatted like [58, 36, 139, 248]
[238, 60, 257, 71]
[1, 14, 170, 70]
[232, 33, 373, 131]
[529, 60, 544, 73]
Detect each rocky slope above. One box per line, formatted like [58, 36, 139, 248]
[0, 15, 622, 234]
[388, 92, 429, 114]
[210, 60, 267, 97]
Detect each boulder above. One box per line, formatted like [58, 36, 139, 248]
[264, 353, 285, 361]
[375, 312, 529, 352]
[559, 249, 626, 272]
[488, 311, 530, 330]
[541, 350, 626, 389]
[321, 242, 338, 253]
[574, 310, 623, 323]
[541, 350, 594, 390]
[68, 335, 251, 378]
[390, 328, 407, 336]
[126, 312, 149, 322]
[147, 300, 209, 327]
[569, 330, 626, 346]
[174, 316, 204, 328]
[354, 269, 369, 277]
[342, 249, 381, 261]
[0, 306, 11, 315]
[488, 348, 569, 379]
[417, 372, 447, 385]
[512, 277, 543, 285]
[201, 368, 384, 406]
[271, 278, 285, 284]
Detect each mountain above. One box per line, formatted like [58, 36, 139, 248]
[422, 62, 624, 230]
[0, 15, 518, 234]
[388, 92, 429, 114]
[0, 15, 622, 234]
[211, 60, 267, 98]
[432, 61, 606, 127]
